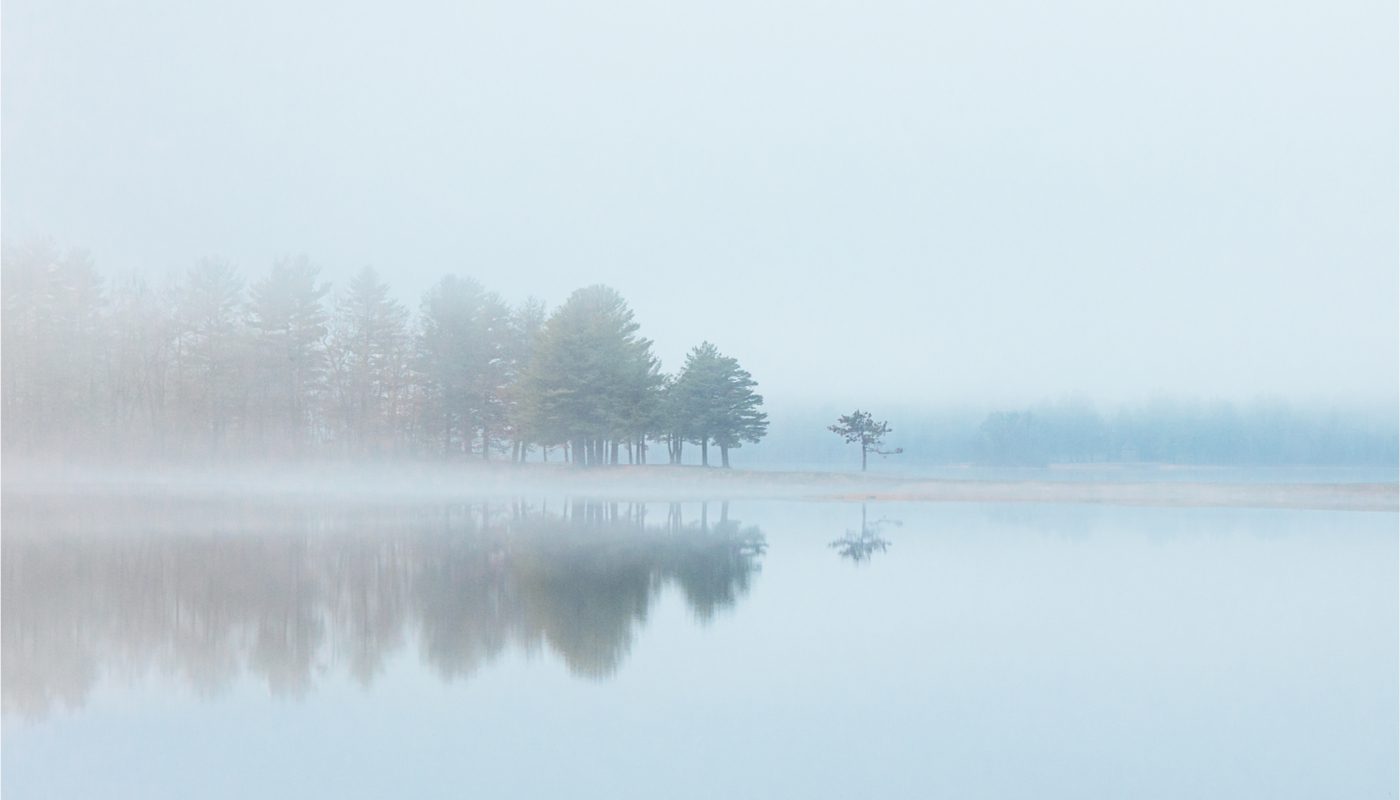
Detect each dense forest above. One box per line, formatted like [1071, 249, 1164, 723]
[1, 242, 768, 465]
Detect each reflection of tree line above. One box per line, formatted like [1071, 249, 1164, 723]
[1, 499, 764, 719]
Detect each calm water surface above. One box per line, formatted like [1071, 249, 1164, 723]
[3, 495, 1396, 799]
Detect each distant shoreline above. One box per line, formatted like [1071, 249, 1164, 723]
[3, 461, 1396, 512]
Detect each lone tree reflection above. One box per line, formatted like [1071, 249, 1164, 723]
[829, 504, 897, 564]
[1, 497, 766, 718]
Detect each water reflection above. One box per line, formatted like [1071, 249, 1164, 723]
[1, 498, 764, 719]
[829, 504, 898, 563]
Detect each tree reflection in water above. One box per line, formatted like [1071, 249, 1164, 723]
[828, 504, 897, 564]
[1, 497, 764, 719]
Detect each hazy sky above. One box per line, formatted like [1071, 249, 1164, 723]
[4, 0, 1396, 407]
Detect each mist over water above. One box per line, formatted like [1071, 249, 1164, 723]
[3, 495, 1395, 799]
[3, 0, 1397, 796]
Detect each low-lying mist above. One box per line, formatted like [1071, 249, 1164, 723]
[4, 241, 1395, 477]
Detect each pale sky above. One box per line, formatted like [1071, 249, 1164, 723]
[4, 0, 1396, 407]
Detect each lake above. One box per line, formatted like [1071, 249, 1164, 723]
[3, 493, 1396, 799]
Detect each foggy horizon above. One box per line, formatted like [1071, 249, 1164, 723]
[4, 0, 1398, 797]
[5, 0, 1397, 409]
[5, 241, 1398, 411]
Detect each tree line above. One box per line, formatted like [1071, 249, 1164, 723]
[748, 401, 1397, 469]
[1, 242, 768, 464]
[973, 400, 1398, 467]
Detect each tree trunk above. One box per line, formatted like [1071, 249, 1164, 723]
[702, 438, 709, 467]
[861, 442, 868, 471]
[721, 443, 730, 468]
[611, 440, 619, 465]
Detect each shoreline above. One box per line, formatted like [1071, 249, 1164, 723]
[3, 461, 1396, 512]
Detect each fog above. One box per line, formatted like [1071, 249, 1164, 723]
[6, 5, 1399, 798]
[5, 240, 1395, 472]
[4, 0, 1397, 410]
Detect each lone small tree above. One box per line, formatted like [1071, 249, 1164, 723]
[829, 410, 902, 471]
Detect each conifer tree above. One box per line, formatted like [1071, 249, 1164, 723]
[174, 257, 249, 451]
[248, 256, 330, 447]
[669, 342, 768, 467]
[522, 285, 659, 465]
[326, 267, 409, 454]
[415, 275, 511, 457]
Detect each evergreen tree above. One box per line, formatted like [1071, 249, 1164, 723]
[0, 241, 105, 452]
[247, 256, 330, 448]
[326, 267, 410, 454]
[502, 297, 547, 461]
[669, 342, 768, 467]
[415, 275, 512, 457]
[173, 258, 249, 451]
[105, 273, 176, 449]
[522, 285, 659, 465]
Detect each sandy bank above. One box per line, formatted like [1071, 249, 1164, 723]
[3, 461, 1396, 511]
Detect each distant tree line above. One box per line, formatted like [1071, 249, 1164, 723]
[973, 399, 1398, 467]
[1, 242, 768, 464]
[750, 401, 1398, 468]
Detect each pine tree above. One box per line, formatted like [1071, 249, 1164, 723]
[502, 297, 546, 461]
[106, 273, 176, 449]
[415, 275, 512, 457]
[248, 256, 330, 449]
[174, 258, 249, 452]
[669, 342, 768, 467]
[522, 285, 659, 465]
[0, 241, 106, 453]
[326, 267, 409, 454]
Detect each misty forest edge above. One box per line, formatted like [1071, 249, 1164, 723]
[4, 242, 1396, 470]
